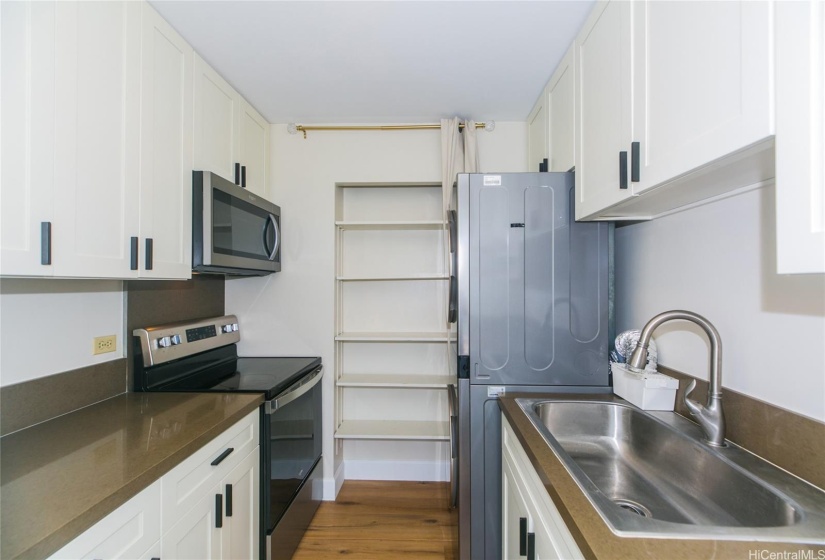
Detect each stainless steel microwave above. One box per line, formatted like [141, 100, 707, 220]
[193, 171, 281, 275]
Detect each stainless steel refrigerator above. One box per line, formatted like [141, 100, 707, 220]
[450, 172, 612, 560]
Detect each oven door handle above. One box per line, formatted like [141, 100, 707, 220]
[265, 365, 323, 414]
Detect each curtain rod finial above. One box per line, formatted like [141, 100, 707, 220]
[287, 123, 307, 139]
[484, 120, 496, 132]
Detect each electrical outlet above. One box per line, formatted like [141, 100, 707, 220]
[93, 335, 117, 355]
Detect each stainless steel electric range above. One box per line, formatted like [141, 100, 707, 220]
[133, 315, 322, 560]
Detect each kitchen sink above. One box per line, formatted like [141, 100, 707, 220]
[517, 397, 825, 542]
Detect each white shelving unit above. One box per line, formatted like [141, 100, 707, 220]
[334, 184, 453, 480]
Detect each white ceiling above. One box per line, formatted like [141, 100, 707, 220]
[150, 0, 595, 125]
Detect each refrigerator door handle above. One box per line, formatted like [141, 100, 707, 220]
[448, 383, 458, 508]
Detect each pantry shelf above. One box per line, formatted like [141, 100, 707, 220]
[337, 373, 455, 388]
[334, 420, 449, 441]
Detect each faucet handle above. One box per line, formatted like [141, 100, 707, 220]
[685, 378, 698, 400]
[684, 379, 704, 419]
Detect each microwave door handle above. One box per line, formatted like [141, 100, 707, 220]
[262, 214, 280, 261]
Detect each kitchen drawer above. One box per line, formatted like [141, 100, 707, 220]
[161, 409, 258, 533]
[48, 480, 161, 560]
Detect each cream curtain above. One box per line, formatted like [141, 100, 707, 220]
[441, 117, 480, 217]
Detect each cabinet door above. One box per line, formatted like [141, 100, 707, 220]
[527, 94, 548, 173]
[547, 45, 576, 173]
[221, 447, 260, 560]
[239, 99, 270, 198]
[575, 0, 634, 220]
[161, 410, 258, 534]
[502, 453, 531, 560]
[631, 1, 773, 195]
[194, 53, 241, 184]
[0, 1, 55, 276]
[138, 540, 161, 560]
[48, 481, 161, 560]
[161, 484, 223, 560]
[139, 2, 193, 279]
[502, 416, 584, 560]
[775, 0, 825, 274]
[52, 0, 141, 277]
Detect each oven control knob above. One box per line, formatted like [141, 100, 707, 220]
[221, 325, 233, 334]
[157, 336, 172, 348]
[232, 323, 238, 332]
[170, 335, 182, 346]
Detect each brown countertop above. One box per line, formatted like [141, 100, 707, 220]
[0, 392, 263, 560]
[499, 394, 825, 560]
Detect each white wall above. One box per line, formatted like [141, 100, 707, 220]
[615, 184, 825, 422]
[0, 279, 125, 386]
[226, 122, 527, 497]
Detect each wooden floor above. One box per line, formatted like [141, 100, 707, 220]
[292, 480, 458, 559]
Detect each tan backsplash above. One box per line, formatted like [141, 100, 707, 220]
[1, 275, 226, 437]
[0, 359, 126, 437]
[126, 274, 225, 388]
[660, 365, 825, 491]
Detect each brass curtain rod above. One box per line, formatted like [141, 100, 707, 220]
[287, 121, 495, 139]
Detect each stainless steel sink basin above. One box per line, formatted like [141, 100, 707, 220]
[517, 397, 825, 542]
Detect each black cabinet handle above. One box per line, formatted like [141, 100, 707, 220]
[151, 558, 160, 560]
[619, 151, 628, 190]
[226, 483, 233, 516]
[211, 447, 234, 466]
[145, 238, 153, 270]
[241, 165, 247, 189]
[234, 162, 241, 186]
[631, 141, 640, 182]
[519, 517, 528, 556]
[130, 237, 139, 270]
[527, 532, 536, 560]
[215, 493, 223, 528]
[40, 222, 52, 265]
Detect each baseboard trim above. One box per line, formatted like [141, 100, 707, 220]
[323, 460, 346, 501]
[344, 459, 449, 482]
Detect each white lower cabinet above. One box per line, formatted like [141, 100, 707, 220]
[49, 481, 161, 560]
[49, 410, 259, 560]
[161, 483, 222, 560]
[502, 415, 583, 560]
[161, 447, 259, 560]
[220, 447, 260, 560]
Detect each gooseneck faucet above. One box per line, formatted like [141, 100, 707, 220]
[628, 310, 726, 447]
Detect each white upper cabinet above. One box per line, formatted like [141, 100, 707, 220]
[194, 54, 270, 198]
[527, 93, 548, 173]
[194, 53, 241, 184]
[775, 0, 825, 274]
[574, 0, 633, 220]
[575, 0, 774, 221]
[239, 99, 270, 198]
[52, 0, 142, 278]
[139, 2, 194, 279]
[546, 44, 576, 173]
[0, 0, 193, 279]
[630, 1, 773, 195]
[0, 1, 56, 276]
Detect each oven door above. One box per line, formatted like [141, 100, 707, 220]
[262, 365, 323, 538]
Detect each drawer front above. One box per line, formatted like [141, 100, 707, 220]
[48, 481, 161, 560]
[161, 409, 258, 533]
